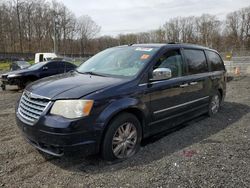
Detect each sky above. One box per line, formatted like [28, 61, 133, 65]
[58, 0, 250, 36]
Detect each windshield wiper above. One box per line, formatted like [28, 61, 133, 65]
[81, 71, 106, 77]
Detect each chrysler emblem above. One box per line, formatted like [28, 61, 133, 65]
[25, 90, 32, 98]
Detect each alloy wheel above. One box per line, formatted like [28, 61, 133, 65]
[112, 122, 138, 159]
[211, 95, 220, 114]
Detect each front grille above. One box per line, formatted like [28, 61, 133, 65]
[18, 91, 50, 125]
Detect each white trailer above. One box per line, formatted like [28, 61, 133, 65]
[35, 53, 57, 63]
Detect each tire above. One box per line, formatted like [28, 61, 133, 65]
[1, 84, 6, 91]
[208, 91, 221, 117]
[101, 113, 142, 161]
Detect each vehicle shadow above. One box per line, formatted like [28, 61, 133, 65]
[46, 101, 250, 174]
[0, 85, 22, 93]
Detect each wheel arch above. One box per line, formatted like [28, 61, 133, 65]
[99, 107, 146, 153]
[218, 88, 223, 98]
[98, 97, 149, 150]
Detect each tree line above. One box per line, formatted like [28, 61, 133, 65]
[0, 0, 249, 55]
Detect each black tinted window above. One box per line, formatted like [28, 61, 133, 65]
[154, 49, 183, 77]
[206, 51, 224, 71]
[183, 49, 208, 74]
[46, 62, 59, 69]
[65, 62, 76, 69]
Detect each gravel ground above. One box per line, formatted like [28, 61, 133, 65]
[0, 76, 250, 188]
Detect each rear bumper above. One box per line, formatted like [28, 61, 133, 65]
[16, 112, 102, 157]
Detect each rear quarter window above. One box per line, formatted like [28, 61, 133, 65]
[205, 50, 225, 71]
[183, 49, 208, 74]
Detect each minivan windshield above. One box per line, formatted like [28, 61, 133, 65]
[77, 46, 159, 77]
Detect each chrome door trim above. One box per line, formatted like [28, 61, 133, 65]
[179, 83, 189, 87]
[138, 72, 216, 87]
[154, 96, 209, 114]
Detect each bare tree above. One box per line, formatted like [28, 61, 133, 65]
[0, 0, 249, 56]
[22, 0, 35, 52]
[149, 27, 166, 43]
[163, 17, 181, 42]
[179, 16, 197, 43]
[196, 14, 221, 47]
[76, 15, 101, 55]
[225, 7, 250, 50]
[14, 0, 24, 52]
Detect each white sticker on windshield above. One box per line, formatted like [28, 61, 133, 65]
[135, 47, 153, 52]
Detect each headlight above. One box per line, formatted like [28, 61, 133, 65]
[50, 100, 94, 119]
[7, 74, 20, 78]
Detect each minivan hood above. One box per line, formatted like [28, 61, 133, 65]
[26, 71, 126, 100]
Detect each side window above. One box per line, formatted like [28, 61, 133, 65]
[205, 50, 225, 71]
[46, 62, 59, 69]
[154, 49, 183, 78]
[39, 54, 43, 62]
[58, 62, 65, 72]
[183, 49, 208, 74]
[65, 62, 76, 69]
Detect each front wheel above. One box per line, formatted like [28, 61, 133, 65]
[101, 113, 142, 161]
[1, 84, 6, 91]
[208, 92, 221, 116]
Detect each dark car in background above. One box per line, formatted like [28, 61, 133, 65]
[1, 60, 76, 90]
[10, 61, 30, 71]
[15, 43, 226, 161]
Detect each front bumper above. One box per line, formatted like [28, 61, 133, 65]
[16, 112, 103, 157]
[1, 78, 8, 87]
[1, 77, 20, 87]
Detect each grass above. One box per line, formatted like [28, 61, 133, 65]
[72, 61, 82, 66]
[0, 62, 11, 71]
[28, 60, 35, 65]
[0, 60, 35, 71]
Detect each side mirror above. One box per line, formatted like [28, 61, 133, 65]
[150, 68, 172, 81]
[42, 66, 48, 70]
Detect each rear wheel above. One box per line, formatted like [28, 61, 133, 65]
[208, 92, 221, 116]
[101, 113, 142, 161]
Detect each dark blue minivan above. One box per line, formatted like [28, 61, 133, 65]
[15, 43, 226, 161]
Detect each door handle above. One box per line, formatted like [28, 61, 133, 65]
[190, 82, 198, 85]
[179, 83, 189, 88]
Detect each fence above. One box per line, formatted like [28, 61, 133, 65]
[224, 56, 250, 75]
[0, 52, 93, 62]
[1, 52, 250, 75]
[0, 52, 34, 61]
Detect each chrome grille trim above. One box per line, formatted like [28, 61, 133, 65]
[20, 99, 45, 111]
[19, 108, 37, 121]
[19, 103, 42, 116]
[22, 94, 48, 107]
[18, 91, 50, 125]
